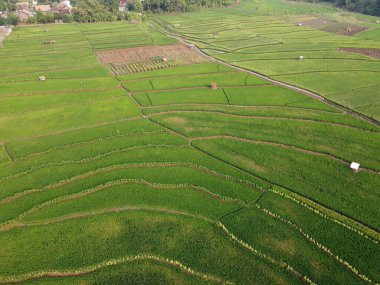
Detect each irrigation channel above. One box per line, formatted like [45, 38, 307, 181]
[148, 22, 380, 127]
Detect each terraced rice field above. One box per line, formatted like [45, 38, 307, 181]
[154, 1, 380, 120]
[0, 7, 379, 285]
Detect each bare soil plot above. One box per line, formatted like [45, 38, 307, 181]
[97, 44, 205, 75]
[339, 47, 380, 59]
[296, 18, 367, 36]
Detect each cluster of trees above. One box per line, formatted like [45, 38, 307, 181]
[304, 0, 380, 16]
[141, 0, 236, 12]
[25, 11, 72, 23]
[0, 0, 19, 25]
[70, 0, 146, 22]
[0, 14, 19, 25]
[334, 0, 380, 16]
[1, 0, 236, 26]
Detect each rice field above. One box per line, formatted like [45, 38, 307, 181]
[0, 4, 379, 285]
[154, 1, 380, 120]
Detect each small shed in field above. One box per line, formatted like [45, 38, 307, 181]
[45, 39, 56, 45]
[299, 55, 304, 61]
[211, 83, 218, 90]
[39, 76, 46, 81]
[350, 162, 360, 172]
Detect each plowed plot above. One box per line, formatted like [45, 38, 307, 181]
[297, 18, 366, 36]
[339, 47, 380, 59]
[97, 44, 205, 75]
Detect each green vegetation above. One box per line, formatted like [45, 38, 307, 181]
[154, 1, 380, 120]
[0, 3, 379, 284]
[318, 0, 380, 16]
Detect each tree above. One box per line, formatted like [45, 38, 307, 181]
[131, 0, 143, 12]
[0, 0, 6, 11]
[7, 14, 19, 25]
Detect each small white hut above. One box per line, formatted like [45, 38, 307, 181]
[39, 76, 46, 81]
[299, 56, 304, 61]
[350, 162, 360, 172]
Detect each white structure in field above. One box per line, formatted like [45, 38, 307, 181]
[299, 55, 304, 61]
[350, 162, 360, 172]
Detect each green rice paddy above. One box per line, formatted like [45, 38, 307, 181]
[0, 1, 379, 284]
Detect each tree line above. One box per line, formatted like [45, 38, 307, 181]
[307, 0, 380, 16]
[0, 0, 236, 25]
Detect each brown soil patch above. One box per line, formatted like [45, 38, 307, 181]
[296, 18, 367, 36]
[96, 44, 205, 76]
[339, 47, 380, 59]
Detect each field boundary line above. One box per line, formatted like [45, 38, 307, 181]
[256, 204, 376, 284]
[269, 187, 380, 244]
[121, 70, 239, 82]
[0, 87, 120, 98]
[148, 22, 380, 126]
[218, 222, 317, 285]
[4, 116, 142, 143]
[18, 179, 242, 222]
[190, 141, 380, 239]
[190, 135, 379, 174]
[1, 143, 13, 162]
[230, 57, 377, 63]
[221, 88, 230, 104]
[141, 103, 343, 114]
[2, 206, 317, 285]
[0, 65, 101, 80]
[0, 145, 190, 183]
[14, 130, 169, 161]
[131, 84, 273, 94]
[0, 160, 259, 208]
[0, 65, 103, 83]
[0, 94, 130, 118]
[147, 109, 378, 133]
[0, 254, 232, 284]
[272, 69, 380, 77]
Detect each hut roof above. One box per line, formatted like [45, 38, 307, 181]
[350, 162, 360, 170]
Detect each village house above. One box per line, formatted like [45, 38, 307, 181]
[119, 0, 127, 12]
[14, 9, 34, 22]
[60, 0, 72, 9]
[36, 5, 51, 12]
[15, 2, 30, 10]
[51, 0, 72, 15]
